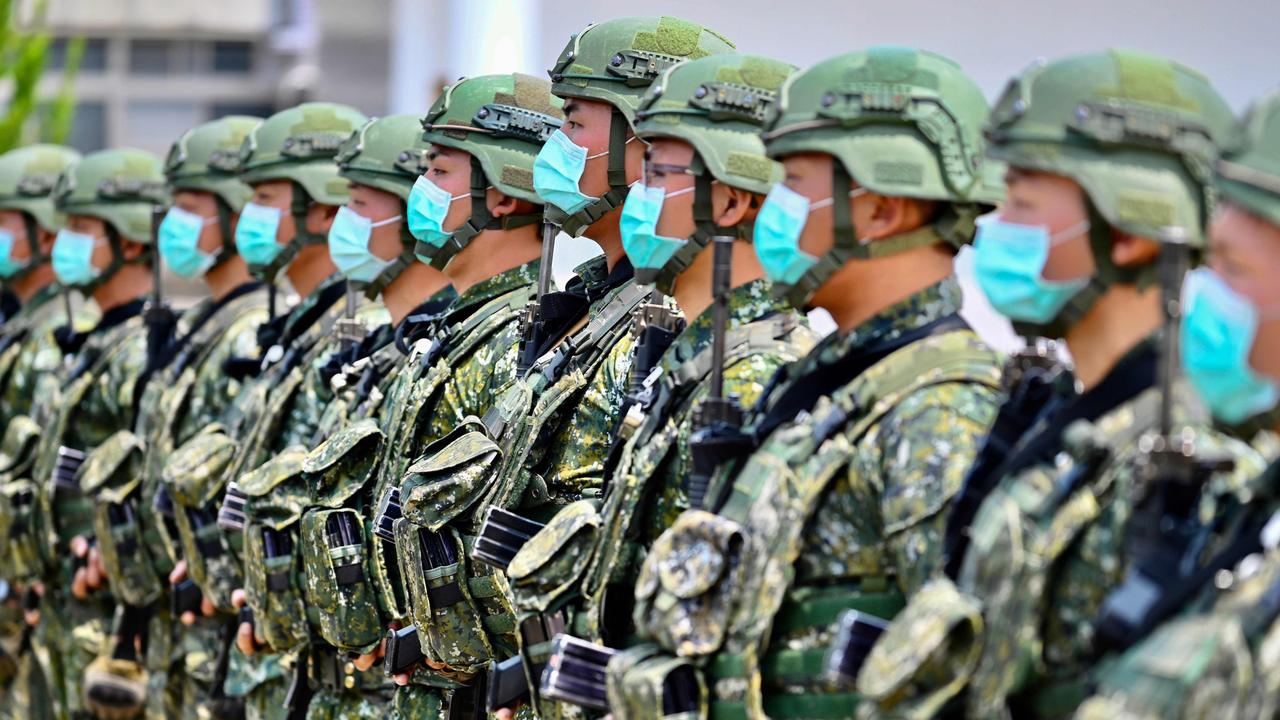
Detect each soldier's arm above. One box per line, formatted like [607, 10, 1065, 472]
[871, 381, 1002, 596]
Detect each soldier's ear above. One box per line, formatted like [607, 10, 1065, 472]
[714, 186, 754, 228]
[486, 189, 528, 219]
[119, 238, 146, 261]
[1111, 231, 1161, 269]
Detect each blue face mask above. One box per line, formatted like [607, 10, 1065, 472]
[0, 229, 28, 278]
[1180, 267, 1280, 424]
[235, 202, 284, 267]
[972, 215, 1091, 324]
[754, 184, 866, 286]
[407, 175, 466, 258]
[158, 206, 217, 278]
[328, 205, 402, 284]
[620, 183, 695, 273]
[533, 129, 609, 215]
[51, 229, 104, 288]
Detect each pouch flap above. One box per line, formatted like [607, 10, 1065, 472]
[507, 499, 601, 582]
[856, 576, 984, 720]
[303, 417, 384, 507]
[639, 510, 741, 601]
[0, 416, 40, 474]
[238, 446, 309, 530]
[303, 418, 383, 475]
[80, 430, 144, 500]
[400, 418, 501, 531]
[164, 429, 238, 506]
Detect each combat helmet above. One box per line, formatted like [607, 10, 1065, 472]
[544, 16, 736, 235]
[631, 52, 795, 290]
[762, 45, 996, 306]
[1215, 91, 1280, 228]
[416, 73, 564, 269]
[165, 115, 261, 267]
[236, 102, 368, 280]
[0, 144, 80, 280]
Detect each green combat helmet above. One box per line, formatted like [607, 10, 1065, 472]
[631, 52, 795, 290]
[761, 45, 996, 306]
[54, 148, 167, 291]
[546, 16, 736, 235]
[335, 113, 429, 297]
[1215, 91, 1280, 227]
[983, 49, 1240, 333]
[0, 144, 81, 281]
[416, 73, 564, 269]
[164, 115, 262, 266]
[236, 101, 368, 280]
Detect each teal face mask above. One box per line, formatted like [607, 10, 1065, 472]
[0, 229, 28, 278]
[51, 229, 104, 288]
[407, 175, 466, 261]
[235, 202, 284, 267]
[1180, 267, 1280, 424]
[972, 215, 1091, 324]
[328, 205, 402, 284]
[754, 183, 866, 287]
[620, 183, 695, 275]
[158, 206, 217, 278]
[532, 129, 608, 215]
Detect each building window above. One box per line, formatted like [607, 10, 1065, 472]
[45, 101, 107, 153]
[210, 101, 275, 119]
[129, 39, 171, 74]
[47, 38, 108, 72]
[125, 100, 203, 155]
[212, 41, 253, 73]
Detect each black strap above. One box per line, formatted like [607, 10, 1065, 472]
[750, 314, 970, 444]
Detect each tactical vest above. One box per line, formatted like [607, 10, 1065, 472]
[617, 329, 1001, 720]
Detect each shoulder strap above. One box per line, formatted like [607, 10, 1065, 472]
[533, 281, 649, 384]
[441, 285, 534, 366]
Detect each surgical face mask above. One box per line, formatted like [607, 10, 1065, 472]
[51, 229, 105, 288]
[235, 202, 284, 267]
[407, 175, 467, 257]
[532, 129, 610, 215]
[972, 215, 1092, 324]
[158, 206, 218, 278]
[1180, 267, 1280, 424]
[620, 183, 696, 273]
[327, 205, 402, 284]
[0, 229, 28, 278]
[753, 183, 867, 286]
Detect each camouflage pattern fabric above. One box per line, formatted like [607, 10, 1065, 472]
[857, 347, 1267, 719]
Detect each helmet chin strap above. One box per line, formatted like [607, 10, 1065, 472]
[4, 214, 46, 284]
[357, 217, 417, 300]
[643, 156, 751, 295]
[205, 196, 239, 274]
[248, 181, 324, 284]
[547, 106, 633, 238]
[416, 156, 541, 271]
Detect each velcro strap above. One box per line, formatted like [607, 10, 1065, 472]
[428, 581, 465, 608]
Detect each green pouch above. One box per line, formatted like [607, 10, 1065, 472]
[507, 499, 602, 614]
[84, 430, 165, 607]
[239, 447, 310, 653]
[607, 644, 707, 720]
[856, 577, 984, 720]
[297, 418, 386, 652]
[394, 518, 511, 675]
[400, 417, 502, 532]
[165, 428, 242, 612]
[632, 510, 744, 659]
[0, 415, 39, 477]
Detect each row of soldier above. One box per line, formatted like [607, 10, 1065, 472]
[0, 13, 1276, 720]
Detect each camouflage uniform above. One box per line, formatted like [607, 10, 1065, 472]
[0, 145, 83, 720]
[601, 49, 1003, 720]
[1072, 89, 1280, 720]
[856, 51, 1265, 720]
[24, 149, 169, 720]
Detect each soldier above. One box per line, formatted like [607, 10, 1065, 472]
[1073, 91, 1280, 720]
[0, 144, 83, 720]
[519, 50, 827, 719]
[24, 148, 167, 720]
[156, 101, 371, 720]
[856, 50, 1266, 720]
[75, 116, 271, 720]
[568, 47, 1005, 720]
[265, 113, 454, 719]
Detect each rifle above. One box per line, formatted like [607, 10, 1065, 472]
[516, 222, 558, 377]
[142, 205, 178, 382]
[686, 235, 750, 510]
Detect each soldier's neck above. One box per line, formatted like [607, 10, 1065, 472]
[285, 243, 338, 298]
[10, 263, 54, 302]
[671, 238, 763, 322]
[92, 263, 153, 313]
[817, 243, 953, 333]
[1065, 282, 1162, 391]
[205, 255, 253, 301]
[585, 208, 627, 271]
[383, 264, 451, 325]
[444, 225, 541, 296]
